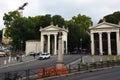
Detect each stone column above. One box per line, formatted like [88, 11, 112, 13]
[99, 32, 103, 55]
[116, 32, 120, 55]
[107, 32, 111, 55]
[66, 40, 68, 54]
[57, 31, 63, 66]
[54, 34, 57, 55]
[41, 34, 44, 53]
[91, 33, 95, 55]
[47, 34, 50, 54]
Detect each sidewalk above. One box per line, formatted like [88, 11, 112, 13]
[0, 55, 38, 68]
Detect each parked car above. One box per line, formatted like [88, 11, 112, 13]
[29, 52, 36, 56]
[0, 50, 6, 57]
[29, 51, 42, 56]
[38, 52, 50, 60]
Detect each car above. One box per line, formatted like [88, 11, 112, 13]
[29, 52, 36, 56]
[38, 52, 50, 60]
[0, 50, 6, 57]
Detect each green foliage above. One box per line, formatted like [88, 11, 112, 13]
[3, 11, 92, 52]
[98, 11, 120, 24]
[52, 15, 65, 27]
[66, 14, 92, 52]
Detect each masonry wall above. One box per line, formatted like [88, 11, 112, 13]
[25, 41, 41, 55]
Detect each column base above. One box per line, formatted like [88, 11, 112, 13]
[56, 62, 69, 75]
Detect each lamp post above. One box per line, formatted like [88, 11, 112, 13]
[20, 40, 23, 62]
[80, 38, 82, 53]
[21, 41, 23, 53]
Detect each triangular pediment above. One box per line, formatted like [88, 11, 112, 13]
[89, 22, 120, 29]
[40, 25, 68, 32]
[40, 25, 61, 31]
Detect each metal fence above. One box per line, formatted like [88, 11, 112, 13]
[68, 60, 120, 73]
[1, 60, 120, 80]
[0, 68, 38, 80]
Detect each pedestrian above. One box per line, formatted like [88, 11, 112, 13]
[33, 53, 36, 59]
[16, 54, 19, 61]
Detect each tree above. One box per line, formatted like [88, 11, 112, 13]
[72, 14, 92, 30]
[66, 14, 92, 53]
[52, 15, 65, 27]
[3, 11, 36, 50]
[3, 11, 21, 27]
[98, 11, 120, 24]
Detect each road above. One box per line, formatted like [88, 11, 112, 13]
[0, 55, 82, 73]
[51, 67, 120, 80]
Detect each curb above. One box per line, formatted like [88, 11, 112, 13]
[0, 58, 37, 69]
[37, 66, 120, 80]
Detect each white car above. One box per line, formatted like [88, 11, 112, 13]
[38, 53, 50, 60]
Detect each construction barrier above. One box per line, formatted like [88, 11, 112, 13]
[38, 66, 68, 78]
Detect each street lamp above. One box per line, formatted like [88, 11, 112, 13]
[80, 38, 82, 53]
[21, 41, 23, 53]
[20, 40, 23, 62]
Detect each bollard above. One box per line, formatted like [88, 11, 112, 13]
[100, 57, 103, 62]
[78, 64, 80, 71]
[82, 59, 85, 64]
[11, 58, 14, 61]
[86, 63, 89, 70]
[101, 62, 103, 68]
[26, 69, 30, 80]
[4, 60, 7, 64]
[94, 63, 97, 69]
[107, 61, 109, 67]
[92, 58, 95, 63]
[69, 64, 71, 73]
[8, 56, 11, 63]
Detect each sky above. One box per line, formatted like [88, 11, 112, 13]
[0, 0, 120, 30]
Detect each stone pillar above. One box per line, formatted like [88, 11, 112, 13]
[54, 34, 57, 55]
[91, 33, 95, 55]
[107, 32, 111, 55]
[66, 40, 68, 54]
[57, 32, 63, 66]
[116, 32, 120, 55]
[41, 34, 44, 53]
[99, 32, 103, 55]
[47, 34, 50, 54]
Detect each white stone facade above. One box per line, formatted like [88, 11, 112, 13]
[40, 24, 68, 55]
[25, 40, 41, 55]
[89, 22, 120, 55]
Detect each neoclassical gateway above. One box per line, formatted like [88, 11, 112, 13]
[90, 21, 120, 55]
[40, 24, 68, 55]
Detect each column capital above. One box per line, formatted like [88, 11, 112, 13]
[54, 34, 57, 36]
[107, 32, 111, 34]
[47, 34, 50, 36]
[98, 32, 102, 34]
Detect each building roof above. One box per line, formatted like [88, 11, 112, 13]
[40, 24, 68, 32]
[89, 22, 120, 29]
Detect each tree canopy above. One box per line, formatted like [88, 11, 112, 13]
[98, 11, 120, 24]
[3, 11, 92, 52]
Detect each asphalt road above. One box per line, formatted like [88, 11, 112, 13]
[51, 67, 120, 80]
[0, 54, 82, 73]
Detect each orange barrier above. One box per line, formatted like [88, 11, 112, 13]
[37, 66, 68, 78]
[56, 66, 69, 75]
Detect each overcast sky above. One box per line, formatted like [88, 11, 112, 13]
[0, 0, 120, 30]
